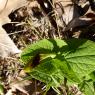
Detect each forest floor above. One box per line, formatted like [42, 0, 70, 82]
[0, 0, 95, 95]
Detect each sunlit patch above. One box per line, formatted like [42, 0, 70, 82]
[44, 2, 48, 8]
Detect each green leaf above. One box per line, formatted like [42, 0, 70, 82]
[0, 84, 4, 95]
[21, 39, 67, 64]
[82, 82, 95, 95]
[63, 39, 95, 78]
[21, 38, 95, 87]
[30, 57, 79, 87]
[90, 71, 95, 82]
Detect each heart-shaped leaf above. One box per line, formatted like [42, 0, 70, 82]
[21, 38, 95, 87]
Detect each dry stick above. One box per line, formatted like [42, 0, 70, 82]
[63, 77, 68, 95]
[36, 0, 57, 29]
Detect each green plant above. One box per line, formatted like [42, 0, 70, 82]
[20, 38, 95, 94]
[0, 83, 4, 95]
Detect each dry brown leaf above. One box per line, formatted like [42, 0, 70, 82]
[55, 0, 80, 25]
[0, 26, 21, 57]
[6, 77, 32, 95]
[0, 0, 28, 58]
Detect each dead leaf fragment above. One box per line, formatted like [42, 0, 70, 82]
[0, 0, 28, 57]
